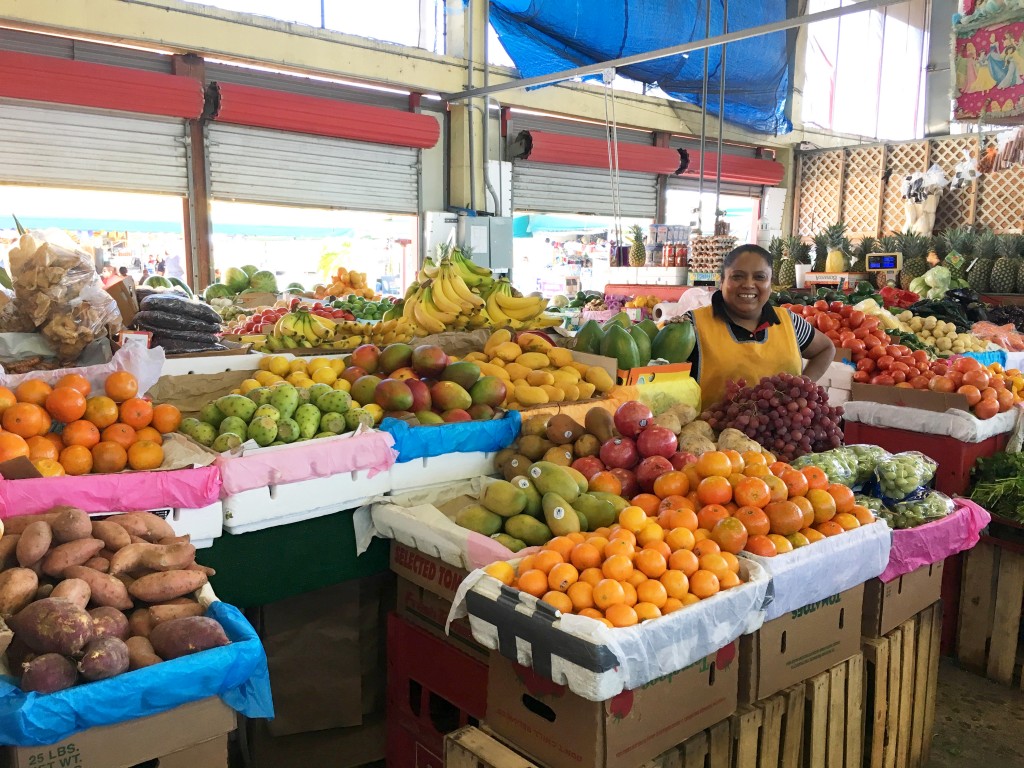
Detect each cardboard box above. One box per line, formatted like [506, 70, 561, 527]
[485, 645, 738, 768]
[396, 577, 488, 664]
[390, 541, 469, 603]
[850, 382, 971, 413]
[154, 735, 228, 768]
[248, 713, 385, 768]
[739, 584, 864, 703]
[235, 291, 279, 309]
[862, 561, 944, 638]
[0, 697, 235, 768]
[616, 362, 693, 387]
[105, 279, 139, 326]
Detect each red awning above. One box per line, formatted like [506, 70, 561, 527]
[511, 130, 683, 175]
[211, 82, 440, 150]
[677, 150, 785, 187]
[0, 51, 204, 119]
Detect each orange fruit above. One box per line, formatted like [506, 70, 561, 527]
[710, 517, 749, 555]
[636, 523, 665, 547]
[653, 471, 689, 500]
[45, 387, 87, 423]
[548, 563, 579, 592]
[765, 501, 804, 535]
[92, 441, 128, 473]
[541, 591, 573, 613]
[763, 475, 789, 503]
[605, 603, 639, 627]
[59, 444, 93, 475]
[634, 602, 662, 622]
[697, 503, 730, 530]
[608, 527, 637, 546]
[578, 607, 604, 621]
[635, 549, 668, 579]
[517, 569, 548, 597]
[664, 507, 698, 531]
[545, 536, 577, 562]
[744, 534, 777, 557]
[101, 423, 137, 451]
[690, 570, 721, 599]
[719, 571, 742, 589]
[767, 533, 795, 554]
[851, 505, 876, 526]
[104, 371, 139, 403]
[720, 552, 740, 574]
[742, 450, 767, 467]
[32, 458, 65, 477]
[692, 539, 722, 559]
[579, 567, 603, 587]
[135, 426, 163, 445]
[734, 477, 771, 508]
[533, 550, 564, 574]
[2, 403, 45, 439]
[84, 396, 119, 429]
[127, 440, 163, 471]
[15, 380, 52, 407]
[769, 461, 793, 477]
[680, 593, 701, 606]
[636, 579, 668, 608]
[832, 512, 861, 531]
[683, 465, 702, 492]
[696, 451, 732, 478]
[734, 506, 770, 536]
[801, 466, 829, 490]
[721, 449, 745, 473]
[743, 463, 772, 479]
[589, 471, 622, 495]
[626, 569, 648, 588]
[780, 469, 809, 498]
[801, 527, 827, 543]
[693, 528, 710, 543]
[485, 562, 515, 585]
[806, 488, 837, 524]
[699, 553, 732, 580]
[668, 549, 700, 576]
[26, 435, 59, 461]
[827, 484, 856, 514]
[0, 432, 29, 463]
[643, 540, 672, 560]
[602, 554, 634, 581]
[119, 398, 153, 430]
[665, 527, 696, 552]
[604, 538, 635, 560]
[0, 387, 16, 415]
[727, 472, 747, 488]
[56, 374, 91, 396]
[151, 404, 182, 434]
[567, 581, 595, 611]
[660, 570, 690, 599]
[630, 494, 662, 517]
[571, 543, 603, 570]
[618, 506, 648, 534]
[697, 476, 732, 506]
[791, 495, 815, 528]
[662, 597, 684, 614]
[593, 579, 626, 610]
[659, 494, 694, 511]
[62, 420, 101, 448]
[620, 580, 638, 607]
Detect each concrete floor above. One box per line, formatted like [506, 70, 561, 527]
[927, 659, 1024, 768]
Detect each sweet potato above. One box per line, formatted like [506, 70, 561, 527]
[12, 598, 94, 655]
[158, 535, 190, 546]
[186, 562, 216, 578]
[110, 542, 196, 575]
[50, 578, 91, 609]
[41, 538, 105, 578]
[63, 566, 133, 610]
[89, 607, 129, 641]
[34, 583, 53, 600]
[107, 512, 174, 543]
[149, 602, 205, 625]
[149, 616, 229, 659]
[78, 636, 129, 681]
[128, 608, 152, 638]
[21, 653, 77, 693]
[49, 507, 92, 543]
[7, 636, 34, 669]
[0, 534, 20, 569]
[113, 573, 135, 588]
[91, 521, 131, 552]
[3, 513, 56, 535]
[0, 568, 39, 618]
[84, 557, 110, 573]
[16, 521, 52, 567]
[128, 570, 207, 603]
[126, 636, 162, 670]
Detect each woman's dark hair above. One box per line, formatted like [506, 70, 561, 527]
[719, 244, 772, 278]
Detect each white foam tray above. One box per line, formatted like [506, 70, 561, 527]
[389, 451, 498, 493]
[223, 467, 392, 534]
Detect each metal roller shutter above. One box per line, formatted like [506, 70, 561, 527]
[207, 124, 419, 213]
[667, 136, 767, 198]
[0, 100, 188, 194]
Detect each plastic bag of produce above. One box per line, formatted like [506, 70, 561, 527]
[873, 451, 938, 500]
[839, 444, 893, 486]
[883, 488, 955, 529]
[855, 494, 891, 516]
[791, 449, 856, 487]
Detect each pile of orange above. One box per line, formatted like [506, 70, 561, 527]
[0, 371, 182, 477]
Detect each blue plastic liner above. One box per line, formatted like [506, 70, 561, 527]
[962, 349, 1008, 367]
[0, 601, 274, 746]
[381, 411, 521, 462]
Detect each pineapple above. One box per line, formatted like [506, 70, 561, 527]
[850, 237, 876, 272]
[994, 234, 1024, 294]
[942, 227, 976, 283]
[897, 231, 930, 290]
[823, 223, 850, 273]
[777, 236, 802, 288]
[811, 228, 830, 273]
[628, 225, 646, 267]
[1009, 236, 1024, 293]
[768, 236, 785, 280]
[968, 231, 998, 293]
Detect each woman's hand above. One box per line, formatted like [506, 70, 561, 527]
[802, 328, 836, 382]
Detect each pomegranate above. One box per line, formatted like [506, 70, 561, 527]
[636, 426, 678, 458]
[599, 437, 639, 469]
[613, 401, 654, 438]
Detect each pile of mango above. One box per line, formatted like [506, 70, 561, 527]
[463, 329, 615, 408]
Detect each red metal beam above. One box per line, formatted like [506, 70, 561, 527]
[512, 129, 682, 175]
[211, 82, 441, 149]
[0, 51, 204, 119]
[678, 150, 785, 187]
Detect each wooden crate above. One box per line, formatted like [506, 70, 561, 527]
[802, 654, 864, 768]
[445, 726, 539, 768]
[863, 603, 942, 768]
[957, 537, 1024, 686]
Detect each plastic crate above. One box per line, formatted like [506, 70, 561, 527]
[386, 613, 488, 768]
[389, 451, 497, 493]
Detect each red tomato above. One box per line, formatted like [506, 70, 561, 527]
[839, 305, 854, 318]
[816, 315, 837, 333]
[827, 331, 841, 343]
[928, 376, 956, 393]
[814, 300, 829, 310]
[891, 371, 907, 383]
[868, 345, 887, 360]
[962, 370, 990, 389]
[861, 317, 880, 331]
[829, 302, 844, 313]
[876, 355, 895, 369]
[910, 375, 932, 389]
[891, 362, 910, 374]
[870, 374, 896, 386]
[974, 399, 999, 419]
[857, 358, 876, 372]
[948, 371, 965, 388]
[853, 370, 871, 383]
[932, 363, 949, 376]
[864, 335, 883, 349]
[847, 310, 865, 329]
[912, 350, 929, 365]
[848, 339, 866, 353]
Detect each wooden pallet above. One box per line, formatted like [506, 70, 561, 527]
[863, 603, 942, 768]
[957, 537, 1024, 686]
[444, 726, 539, 768]
[802, 653, 864, 768]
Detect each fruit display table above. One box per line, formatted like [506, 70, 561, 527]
[604, 284, 693, 302]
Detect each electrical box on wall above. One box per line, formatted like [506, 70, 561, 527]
[424, 211, 458, 258]
[423, 212, 513, 272]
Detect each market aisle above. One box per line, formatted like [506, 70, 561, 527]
[927, 659, 1024, 767]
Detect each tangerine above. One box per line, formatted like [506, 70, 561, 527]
[658, 495, 694, 512]
[15, 380, 51, 407]
[719, 571, 742, 589]
[151, 404, 182, 434]
[744, 534, 777, 557]
[517, 569, 548, 597]
[719, 552, 740, 574]
[618, 506, 649, 534]
[104, 372, 139, 403]
[101, 423, 137, 450]
[643, 540, 672, 560]
[135, 427, 163, 445]
[2, 403, 46, 439]
[593, 579, 626, 610]
[119, 398, 154, 430]
[832, 512, 861, 531]
[767, 533, 795, 553]
[696, 451, 732, 478]
[787, 532, 811, 549]
[127, 440, 163, 471]
[765, 500, 804, 535]
[548, 563, 579, 592]
[45, 387, 87, 423]
[806, 488, 837, 523]
[567, 581, 595, 611]
[800, 466, 829, 490]
[32, 458, 65, 477]
[634, 602, 662, 622]
[579, 567, 604, 587]
[56, 374, 91, 396]
[721, 449, 745, 473]
[660, 570, 690, 599]
[626, 570, 648, 588]
[620, 581, 638, 607]
[664, 507, 699, 531]
[578, 608, 604, 621]
[636, 523, 665, 547]
[25, 435, 59, 461]
[636, 579, 668, 608]
[570, 543, 603, 570]
[662, 598, 684, 614]
[826, 483, 856, 514]
[779, 469, 809, 498]
[800, 527, 827, 543]
[741, 451, 767, 467]
[602, 554, 634, 581]
[698, 553, 732, 580]
[697, 503, 730, 530]
[743, 464, 772, 479]
[697, 475, 733, 506]
[589, 471, 622, 495]
[605, 603, 639, 627]
[693, 538, 722, 558]
[545, 536, 576, 562]
[668, 549, 700, 576]
[630, 494, 662, 517]
[710, 517, 749, 554]
[734, 477, 771, 508]
[532, 550, 564, 574]
[485, 562, 515, 585]
[851, 505, 876, 526]
[62, 420, 101, 448]
[0, 387, 15, 415]
[92, 441, 128, 473]
[58, 444, 93, 475]
[734, 506, 771, 536]
[665, 527, 696, 552]
[791, 495, 815, 528]
[653, 471, 689, 499]
[635, 549, 668, 579]
[763, 475, 789, 503]
[689, 570, 721, 599]
[84, 396, 119, 429]
[0, 432, 29, 463]
[541, 591, 573, 613]
[604, 538, 635, 560]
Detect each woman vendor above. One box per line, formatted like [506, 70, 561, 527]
[687, 244, 835, 408]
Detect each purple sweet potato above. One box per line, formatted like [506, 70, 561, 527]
[0, 567, 39, 618]
[21, 653, 77, 693]
[77, 636, 129, 681]
[49, 507, 92, 543]
[89, 606, 129, 641]
[149, 616, 229, 659]
[12, 598, 94, 655]
[126, 636, 162, 670]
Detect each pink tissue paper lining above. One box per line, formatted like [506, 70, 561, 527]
[880, 498, 991, 582]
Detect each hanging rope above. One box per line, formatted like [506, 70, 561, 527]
[603, 68, 624, 260]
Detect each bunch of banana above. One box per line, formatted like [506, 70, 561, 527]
[485, 278, 560, 329]
[318, 318, 417, 350]
[268, 308, 339, 349]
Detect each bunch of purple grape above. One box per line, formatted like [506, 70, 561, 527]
[701, 373, 844, 461]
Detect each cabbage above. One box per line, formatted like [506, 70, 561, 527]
[924, 266, 950, 289]
[928, 288, 946, 299]
[909, 277, 928, 295]
[552, 294, 570, 308]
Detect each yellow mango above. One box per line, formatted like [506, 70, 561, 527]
[464, 351, 490, 363]
[478, 362, 511, 380]
[541, 385, 565, 402]
[504, 362, 532, 381]
[515, 384, 550, 406]
[517, 352, 551, 370]
[489, 357, 506, 367]
[577, 381, 597, 399]
[585, 367, 615, 394]
[485, 328, 513, 356]
[547, 347, 573, 367]
[551, 371, 578, 390]
[561, 383, 580, 401]
[571, 361, 591, 376]
[557, 366, 582, 382]
[494, 342, 523, 363]
[518, 332, 554, 353]
[527, 370, 555, 387]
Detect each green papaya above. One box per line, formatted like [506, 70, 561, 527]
[599, 324, 641, 371]
[601, 312, 631, 331]
[651, 321, 696, 364]
[628, 325, 652, 367]
[637, 318, 660, 342]
[572, 320, 604, 355]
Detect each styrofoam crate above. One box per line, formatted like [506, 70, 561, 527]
[223, 467, 392, 534]
[91, 504, 223, 549]
[828, 387, 851, 405]
[389, 451, 498, 493]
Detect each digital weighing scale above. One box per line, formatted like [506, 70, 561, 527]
[865, 252, 902, 286]
[802, 253, 900, 290]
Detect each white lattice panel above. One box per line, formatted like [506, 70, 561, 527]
[931, 136, 978, 233]
[842, 145, 885, 238]
[977, 137, 1024, 233]
[880, 142, 928, 235]
[796, 151, 843, 237]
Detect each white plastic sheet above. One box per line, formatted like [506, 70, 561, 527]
[842, 400, 1018, 443]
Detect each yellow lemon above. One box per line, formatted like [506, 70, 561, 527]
[307, 357, 331, 374]
[239, 378, 262, 394]
[311, 367, 338, 385]
[253, 370, 276, 385]
[268, 356, 291, 376]
[32, 458, 66, 477]
[230, 388, 242, 395]
[258, 356, 273, 371]
[332, 379, 352, 393]
[484, 562, 515, 586]
[362, 403, 384, 425]
[263, 373, 284, 385]
[286, 371, 312, 386]
[288, 359, 308, 375]
[329, 359, 346, 375]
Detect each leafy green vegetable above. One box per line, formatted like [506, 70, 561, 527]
[970, 452, 1024, 522]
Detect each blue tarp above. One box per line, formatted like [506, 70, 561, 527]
[490, 0, 792, 135]
[381, 411, 521, 462]
[513, 214, 613, 237]
[0, 601, 274, 746]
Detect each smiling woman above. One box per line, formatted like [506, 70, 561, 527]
[685, 245, 836, 409]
